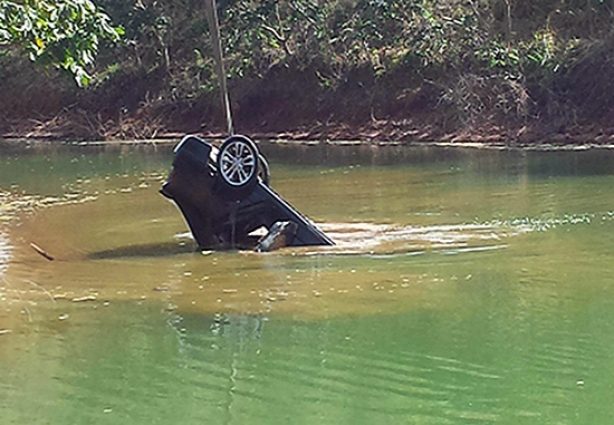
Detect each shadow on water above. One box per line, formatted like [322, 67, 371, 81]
[87, 241, 197, 260]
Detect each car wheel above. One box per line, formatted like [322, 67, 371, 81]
[216, 135, 259, 192]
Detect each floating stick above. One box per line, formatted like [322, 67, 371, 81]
[29, 242, 55, 261]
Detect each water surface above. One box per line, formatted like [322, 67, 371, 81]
[1, 142, 614, 424]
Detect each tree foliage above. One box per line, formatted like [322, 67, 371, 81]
[0, 0, 123, 85]
[4, 0, 614, 130]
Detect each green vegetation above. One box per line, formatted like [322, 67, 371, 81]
[0, 0, 123, 86]
[2, 0, 614, 140]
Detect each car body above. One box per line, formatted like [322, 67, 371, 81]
[160, 135, 334, 251]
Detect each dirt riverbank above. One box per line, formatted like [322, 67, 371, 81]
[3, 59, 614, 150]
[3, 114, 614, 150]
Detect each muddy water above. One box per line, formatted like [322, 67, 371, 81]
[2, 143, 614, 424]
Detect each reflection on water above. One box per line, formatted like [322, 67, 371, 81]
[2, 143, 614, 424]
[0, 231, 10, 278]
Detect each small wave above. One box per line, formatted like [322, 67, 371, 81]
[482, 210, 614, 233]
[308, 222, 527, 256]
[0, 189, 98, 225]
[0, 232, 11, 278]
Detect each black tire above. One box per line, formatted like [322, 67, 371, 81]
[258, 154, 270, 186]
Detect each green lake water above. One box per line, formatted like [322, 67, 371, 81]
[1, 142, 614, 424]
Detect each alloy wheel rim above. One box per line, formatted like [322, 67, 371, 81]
[219, 140, 256, 186]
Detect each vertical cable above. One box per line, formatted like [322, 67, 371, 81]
[204, 0, 234, 135]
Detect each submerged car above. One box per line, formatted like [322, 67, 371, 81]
[160, 135, 334, 251]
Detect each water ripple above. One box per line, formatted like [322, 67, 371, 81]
[184, 328, 512, 423]
[0, 231, 11, 279]
[314, 222, 523, 256]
